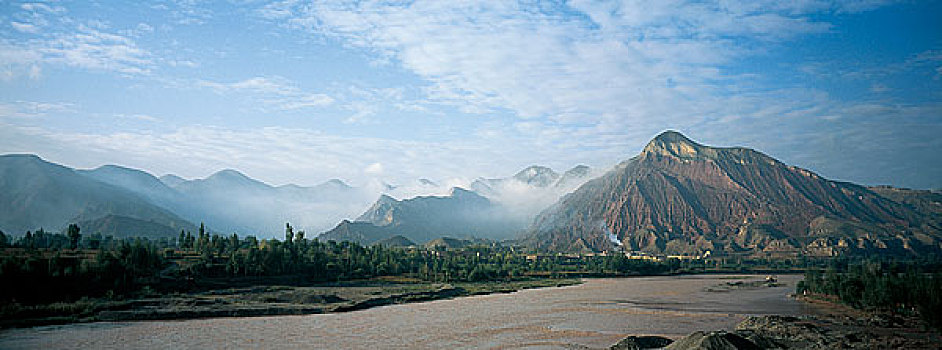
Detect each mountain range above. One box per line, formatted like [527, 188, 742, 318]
[0, 154, 591, 241]
[3, 131, 939, 258]
[0, 155, 195, 238]
[522, 131, 942, 257]
[318, 164, 596, 245]
[319, 188, 515, 245]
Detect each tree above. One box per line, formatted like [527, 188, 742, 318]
[23, 230, 34, 249]
[0, 230, 7, 248]
[285, 223, 294, 244]
[67, 224, 81, 250]
[229, 233, 240, 253]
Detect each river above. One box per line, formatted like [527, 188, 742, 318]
[0, 274, 813, 349]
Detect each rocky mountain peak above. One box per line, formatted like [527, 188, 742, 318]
[641, 130, 704, 159]
[523, 132, 939, 255]
[513, 165, 560, 187]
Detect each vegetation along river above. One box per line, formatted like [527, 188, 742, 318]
[0, 274, 815, 349]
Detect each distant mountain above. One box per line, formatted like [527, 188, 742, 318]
[0, 154, 196, 238]
[80, 165, 184, 209]
[317, 220, 397, 245]
[76, 214, 188, 239]
[158, 174, 187, 187]
[320, 188, 518, 244]
[513, 165, 559, 187]
[556, 165, 591, 188]
[523, 131, 942, 256]
[471, 165, 587, 195]
[149, 170, 371, 236]
[0, 154, 376, 238]
[424, 237, 487, 249]
[0, 154, 594, 242]
[468, 164, 595, 224]
[371, 235, 415, 248]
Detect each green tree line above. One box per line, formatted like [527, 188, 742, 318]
[797, 261, 942, 331]
[1, 223, 685, 305]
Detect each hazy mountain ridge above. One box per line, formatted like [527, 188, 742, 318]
[317, 164, 597, 245]
[0, 154, 196, 237]
[320, 187, 519, 244]
[107, 167, 374, 237]
[523, 131, 942, 256]
[1, 153, 593, 241]
[468, 164, 596, 225]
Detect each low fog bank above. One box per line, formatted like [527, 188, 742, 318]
[75, 163, 603, 240]
[314, 166, 606, 242]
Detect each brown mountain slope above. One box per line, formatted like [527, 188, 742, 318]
[523, 131, 940, 256]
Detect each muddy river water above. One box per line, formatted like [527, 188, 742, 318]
[0, 274, 815, 349]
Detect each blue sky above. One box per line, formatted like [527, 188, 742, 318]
[1, 0, 940, 189]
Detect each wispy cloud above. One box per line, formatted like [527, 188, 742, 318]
[1, 5, 154, 79]
[151, 0, 213, 25]
[0, 101, 75, 119]
[249, 0, 942, 190]
[0, 122, 576, 187]
[263, 1, 850, 119]
[254, 0, 880, 146]
[198, 76, 335, 111]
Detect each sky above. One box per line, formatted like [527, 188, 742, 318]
[1, 0, 940, 190]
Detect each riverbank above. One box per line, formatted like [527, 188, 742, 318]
[0, 275, 811, 349]
[0, 277, 580, 328]
[610, 293, 942, 349]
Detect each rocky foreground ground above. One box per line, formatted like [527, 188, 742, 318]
[611, 298, 941, 349]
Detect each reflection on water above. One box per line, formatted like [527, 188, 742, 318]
[0, 275, 812, 349]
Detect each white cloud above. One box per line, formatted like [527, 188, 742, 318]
[198, 76, 335, 111]
[1, 2, 155, 78]
[114, 113, 160, 122]
[243, 0, 942, 191]
[0, 101, 75, 119]
[11, 22, 41, 34]
[20, 3, 66, 14]
[0, 121, 609, 188]
[280, 94, 335, 110]
[364, 162, 384, 175]
[39, 25, 154, 74]
[258, 0, 868, 140]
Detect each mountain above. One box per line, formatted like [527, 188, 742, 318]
[76, 214, 188, 239]
[423, 237, 489, 249]
[2, 155, 374, 238]
[80, 165, 184, 209]
[158, 174, 187, 187]
[556, 165, 591, 188]
[471, 165, 589, 195]
[1, 154, 595, 241]
[158, 170, 371, 236]
[0, 154, 196, 237]
[319, 188, 518, 244]
[468, 164, 595, 225]
[523, 131, 942, 256]
[513, 165, 559, 187]
[322, 220, 400, 245]
[371, 235, 416, 248]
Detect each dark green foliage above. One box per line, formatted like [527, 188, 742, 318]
[0, 238, 164, 304]
[67, 224, 81, 250]
[797, 261, 942, 331]
[0, 223, 699, 307]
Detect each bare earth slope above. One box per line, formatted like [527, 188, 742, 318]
[525, 131, 941, 255]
